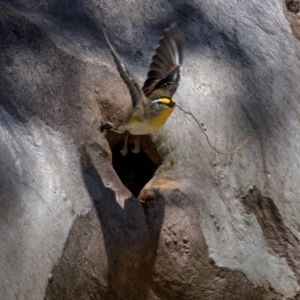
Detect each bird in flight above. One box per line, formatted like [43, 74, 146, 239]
[101, 23, 184, 155]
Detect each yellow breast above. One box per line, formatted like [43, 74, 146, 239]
[122, 107, 174, 135]
[149, 107, 174, 128]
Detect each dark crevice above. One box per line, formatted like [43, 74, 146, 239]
[283, 0, 300, 40]
[112, 142, 155, 197]
[286, 0, 300, 13]
[241, 187, 300, 279]
[105, 131, 162, 197]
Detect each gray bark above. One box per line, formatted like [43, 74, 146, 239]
[0, 0, 300, 299]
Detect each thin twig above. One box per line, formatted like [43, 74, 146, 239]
[176, 104, 255, 155]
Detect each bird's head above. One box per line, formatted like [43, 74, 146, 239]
[150, 97, 176, 113]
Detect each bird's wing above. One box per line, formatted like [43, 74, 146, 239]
[102, 28, 144, 109]
[142, 23, 184, 98]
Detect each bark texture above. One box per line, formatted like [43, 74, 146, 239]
[1, 0, 300, 299]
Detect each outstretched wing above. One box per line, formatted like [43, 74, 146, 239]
[142, 23, 184, 98]
[102, 28, 143, 109]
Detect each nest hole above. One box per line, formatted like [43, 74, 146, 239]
[106, 132, 162, 197]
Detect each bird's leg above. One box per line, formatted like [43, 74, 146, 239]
[132, 136, 140, 154]
[120, 131, 129, 156]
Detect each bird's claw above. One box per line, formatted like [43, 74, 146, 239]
[132, 145, 140, 154]
[120, 147, 128, 156]
[100, 122, 113, 132]
[132, 138, 140, 154]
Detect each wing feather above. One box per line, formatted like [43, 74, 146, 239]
[102, 28, 143, 108]
[142, 23, 184, 97]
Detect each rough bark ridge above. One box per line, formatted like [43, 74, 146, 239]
[1, 0, 300, 299]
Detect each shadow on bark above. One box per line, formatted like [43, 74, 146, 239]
[0, 0, 278, 140]
[80, 149, 165, 299]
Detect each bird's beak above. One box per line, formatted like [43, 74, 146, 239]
[169, 101, 176, 108]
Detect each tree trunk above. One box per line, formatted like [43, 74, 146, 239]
[1, 0, 300, 299]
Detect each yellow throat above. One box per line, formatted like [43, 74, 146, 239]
[150, 104, 175, 128]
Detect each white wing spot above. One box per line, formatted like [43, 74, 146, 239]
[170, 38, 179, 65]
